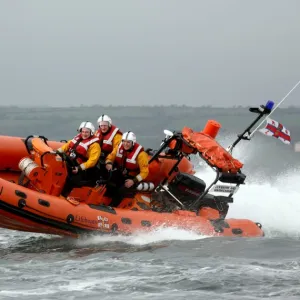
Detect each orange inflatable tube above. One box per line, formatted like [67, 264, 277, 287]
[0, 135, 64, 171]
[0, 177, 264, 238]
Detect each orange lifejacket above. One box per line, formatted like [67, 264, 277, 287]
[67, 134, 100, 164]
[115, 143, 144, 171]
[95, 125, 122, 156]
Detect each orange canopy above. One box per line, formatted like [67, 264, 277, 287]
[182, 127, 243, 173]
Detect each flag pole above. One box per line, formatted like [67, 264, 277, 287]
[249, 80, 300, 138]
[227, 80, 300, 154]
[226, 104, 272, 153]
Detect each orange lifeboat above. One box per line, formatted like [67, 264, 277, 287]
[0, 106, 270, 239]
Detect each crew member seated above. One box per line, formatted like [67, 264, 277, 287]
[57, 121, 101, 198]
[94, 114, 122, 180]
[105, 131, 149, 207]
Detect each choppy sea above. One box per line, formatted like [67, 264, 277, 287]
[1, 132, 300, 300]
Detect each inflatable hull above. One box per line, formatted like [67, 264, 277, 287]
[0, 134, 264, 238]
[0, 178, 263, 238]
[0, 136, 63, 172]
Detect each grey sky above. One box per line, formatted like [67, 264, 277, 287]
[1, 0, 300, 107]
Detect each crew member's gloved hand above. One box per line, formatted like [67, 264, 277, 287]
[125, 179, 135, 188]
[72, 166, 79, 174]
[106, 162, 113, 171]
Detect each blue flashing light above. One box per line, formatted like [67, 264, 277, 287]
[265, 100, 274, 110]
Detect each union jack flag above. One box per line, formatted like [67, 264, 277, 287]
[259, 118, 291, 145]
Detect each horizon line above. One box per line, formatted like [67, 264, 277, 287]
[0, 104, 300, 109]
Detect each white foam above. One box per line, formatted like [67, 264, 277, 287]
[227, 170, 300, 238]
[76, 227, 208, 247]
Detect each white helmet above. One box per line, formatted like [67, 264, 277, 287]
[77, 122, 86, 132]
[97, 114, 112, 127]
[122, 131, 136, 145]
[78, 121, 95, 135]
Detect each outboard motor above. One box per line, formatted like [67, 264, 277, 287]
[168, 172, 206, 204]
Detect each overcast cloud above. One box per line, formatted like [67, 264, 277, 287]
[0, 0, 300, 107]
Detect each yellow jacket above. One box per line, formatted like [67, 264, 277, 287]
[106, 150, 149, 183]
[57, 140, 101, 171]
[109, 132, 122, 158]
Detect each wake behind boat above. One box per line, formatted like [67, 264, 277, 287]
[0, 103, 275, 238]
